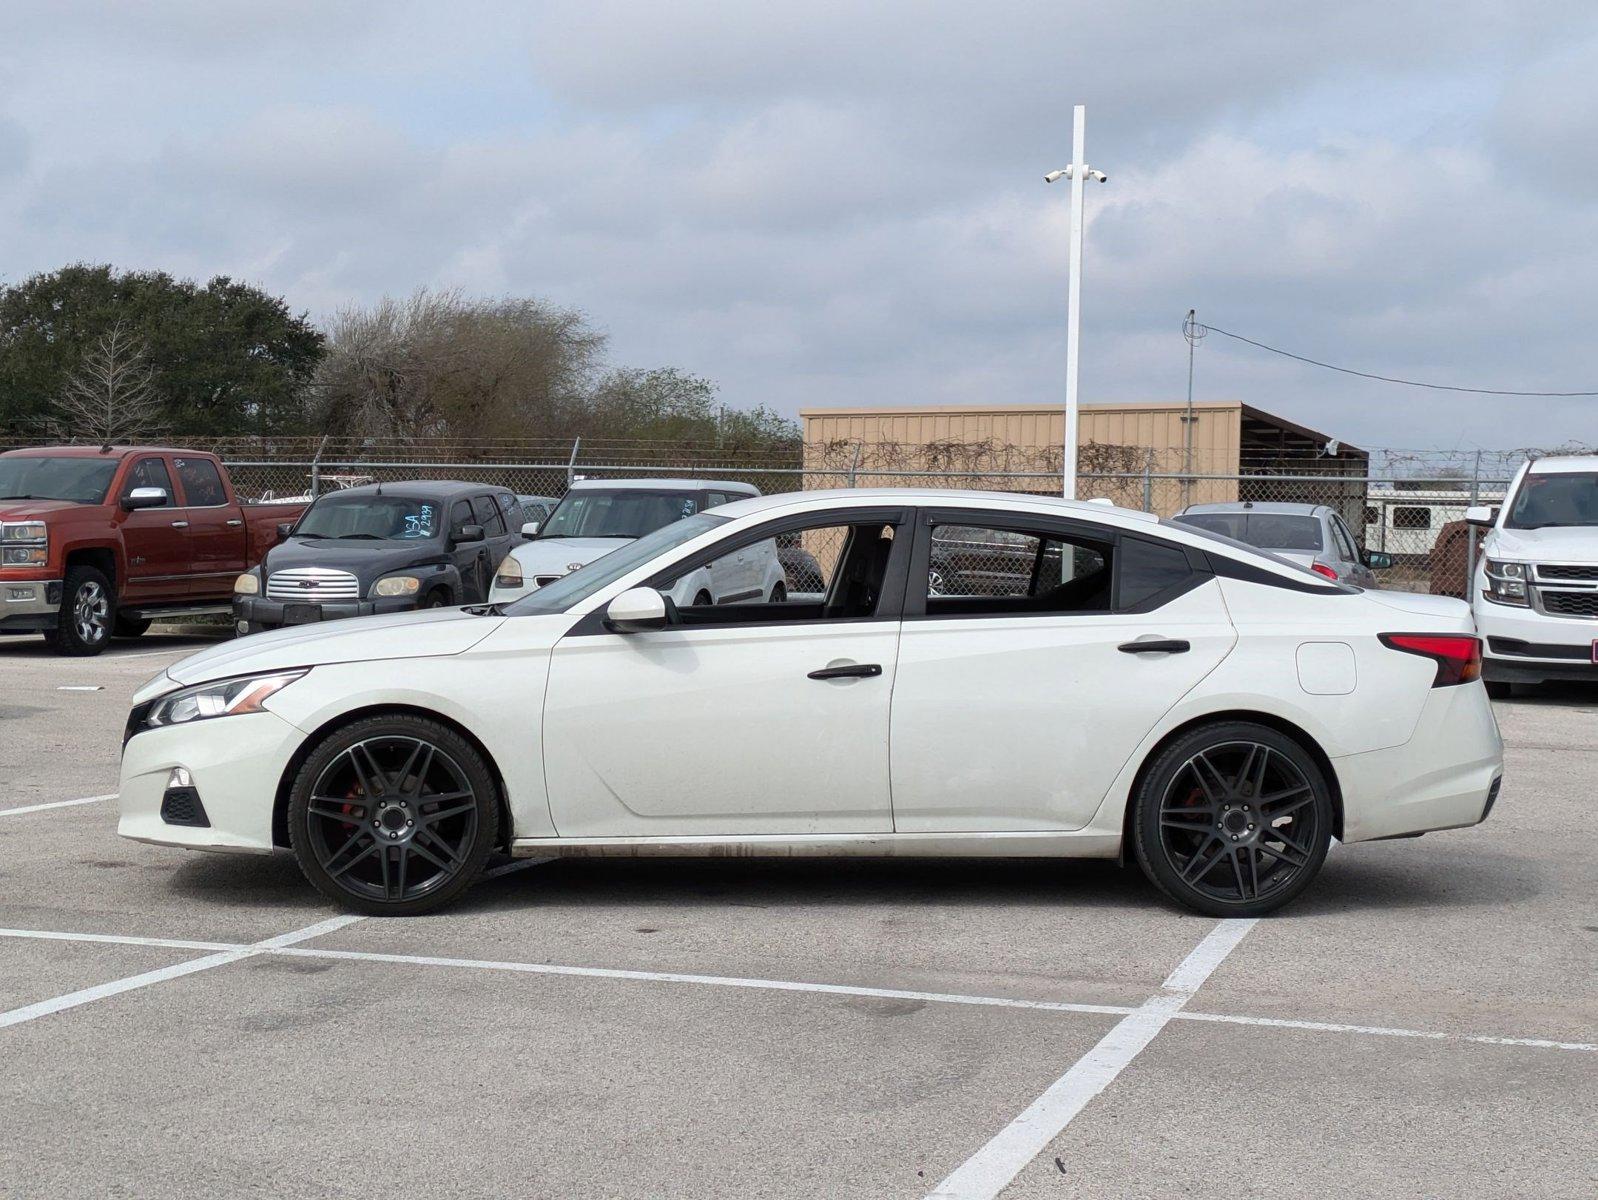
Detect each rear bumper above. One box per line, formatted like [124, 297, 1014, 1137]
[235, 594, 418, 631]
[0, 578, 62, 633]
[1335, 681, 1504, 843]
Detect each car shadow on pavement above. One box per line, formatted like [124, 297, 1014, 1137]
[1287, 845, 1543, 916]
[1496, 682, 1598, 711]
[0, 632, 229, 658]
[164, 851, 323, 913]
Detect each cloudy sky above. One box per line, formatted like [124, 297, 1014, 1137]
[2, 1, 1596, 453]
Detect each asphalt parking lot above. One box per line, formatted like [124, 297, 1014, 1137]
[1, 629, 1594, 1199]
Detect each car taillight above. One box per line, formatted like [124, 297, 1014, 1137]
[1310, 562, 1339, 581]
[1379, 633, 1483, 687]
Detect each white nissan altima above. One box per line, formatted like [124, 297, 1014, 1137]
[119, 489, 1503, 918]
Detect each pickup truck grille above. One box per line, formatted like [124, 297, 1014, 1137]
[1540, 590, 1598, 618]
[1534, 564, 1598, 582]
[266, 567, 361, 601]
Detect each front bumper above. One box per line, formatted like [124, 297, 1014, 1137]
[234, 593, 419, 632]
[0, 578, 62, 633]
[1474, 597, 1598, 683]
[118, 709, 306, 853]
[1335, 681, 1504, 843]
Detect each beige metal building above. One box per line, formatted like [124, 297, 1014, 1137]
[800, 400, 1367, 518]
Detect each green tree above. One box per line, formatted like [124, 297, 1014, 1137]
[0, 263, 324, 438]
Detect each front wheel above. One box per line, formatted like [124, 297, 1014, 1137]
[769, 582, 787, 603]
[289, 714, 499, 915]
[46, 565, 114, 656]
[1131, 721, 1333, 917]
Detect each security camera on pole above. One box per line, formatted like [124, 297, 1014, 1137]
[1045, 104, 1108, 500]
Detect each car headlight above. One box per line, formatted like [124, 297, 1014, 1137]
[234, 573, 260, 595]
[1483, 559, 1529, 606]
[2, 545, 47, 565]
[2, 521, 47, 542]
[133, 671, 306, 735]
[493, 558, 524, 589]
[372, 575, 421, 598]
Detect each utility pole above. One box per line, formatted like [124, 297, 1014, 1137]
[1182, 310, 1206, 508]
[1046, 105, 1108, 500]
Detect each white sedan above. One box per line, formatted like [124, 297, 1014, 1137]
[118, 489, 1504, 918]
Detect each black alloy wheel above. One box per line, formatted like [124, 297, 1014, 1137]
[289, 715, 498, 915]
[1132, 722, 1332, 917]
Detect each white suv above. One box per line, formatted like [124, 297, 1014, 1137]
[1470, 454, 1598, 696]
[488, 478, 786, 608]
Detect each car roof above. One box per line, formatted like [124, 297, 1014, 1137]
[0, 445, 211, 460]
[1526, 455, 1598, 474]
[1179, 502, 1329, 517]
[567, 478, 759, 494]
[318, 480, 505, 500]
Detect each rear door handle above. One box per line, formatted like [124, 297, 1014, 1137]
[1117, 638, 1190, 655]
[807, 663, 883, 680]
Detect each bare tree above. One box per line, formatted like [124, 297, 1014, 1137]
[48, 322, 165, 449]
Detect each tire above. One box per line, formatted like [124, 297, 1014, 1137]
[693, 590, 712, 607]
[1484, 680, 1512, 700]
[46, 565, 114, 656]
[769, 583, 787, 603]
[422, 589, 451, 609]
[288, 714, 500, 916]
[1131, 721, 1333, 918]
[114, 615, 152, 638]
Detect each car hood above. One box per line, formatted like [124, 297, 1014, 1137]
[1483, 526, 1598, 563]
[164, 607, 504, 687]
[0, 498, 91, 521]
[262, 536, 450, 584]
[507, 536, 632, 572]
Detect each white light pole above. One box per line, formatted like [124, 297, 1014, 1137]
[1045, 104, 1108, 500]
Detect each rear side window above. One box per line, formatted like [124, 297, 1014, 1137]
[122, 458, 174, 506]
[173, 458, 226, 507]
[921, 520, 1113, 616]
[1117, 537, 1198, 610]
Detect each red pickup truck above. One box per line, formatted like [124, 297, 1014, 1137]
[0, 445, 305, 655]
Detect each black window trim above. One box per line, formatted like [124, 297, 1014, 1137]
[565, 505, 913, 636]
[121, 455, 175, 507]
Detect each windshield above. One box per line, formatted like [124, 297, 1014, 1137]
[0, 456, 119, 504]
[539, 488, 701, 539]
[293, 495, 442, 540]
[1175, 511, 1325, 552]
[506, 513, 727, 615]
[1505, 472, 1598, 529]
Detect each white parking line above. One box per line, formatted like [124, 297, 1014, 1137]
[0, 792, 116, 817]
[0, 915, 362, 1031]
[1, 923, 1590, 1053]
[926, 918, 1258, 1200]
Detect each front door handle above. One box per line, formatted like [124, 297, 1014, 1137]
[807, 663, 883, 680]
[1117, 638, 1190, 655]
[170, 520, 189, 529]
[226, 518, 243, 527]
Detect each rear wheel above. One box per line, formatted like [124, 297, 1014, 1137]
[289, 714, 499, 915]
[769, 582, 787, 603]
[1132, 721, 1332, 917]
[45, 565, 114, 656]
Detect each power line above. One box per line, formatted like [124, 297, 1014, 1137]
[1194, 321, 1598, 397]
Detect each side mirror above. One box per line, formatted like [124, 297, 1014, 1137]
[1465, 505, 1497, 527]
[521, 521, 540, 539]
[1363, 551, 1393, 570]
[122, 487, 167, 511]
[453, 523, 485, 544]
[605, 586, 668, 633]
[276, 522, 295, 540]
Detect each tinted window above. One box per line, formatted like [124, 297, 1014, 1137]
[1118, 537, 1195, 609]
[540, 488, 700, 539]
[295, 495, 442, 540]
[472, 495, 507, 535]
[1506, 472, 1598, 530]
[123, 458, 174, 506]
[1177, 511, 1324, 552]
[450, 500, 474, 533]
[924, 521, 1112, 616]
[0, 456, 119, 504]
[174, 458, 226, 506]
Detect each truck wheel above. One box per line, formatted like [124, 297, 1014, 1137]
[47, 565, 115, 656]
[114, 615, 152, 638]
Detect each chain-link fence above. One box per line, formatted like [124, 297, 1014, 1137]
[210, 441, 1516, 598]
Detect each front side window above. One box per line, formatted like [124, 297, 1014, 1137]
[0, 456, 119, 504]
[294, 496, 442, 540]
[505, 513, 729, 615]
[472, 495, 507, 536]
[924, 521, 1112, 615]
[539, 488, 700, 539]
[173, 458, 226, 507]
[1505, 472, 1598, 530]
[122, 458, 174, 506]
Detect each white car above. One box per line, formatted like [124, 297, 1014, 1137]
[119, 488, 1503, 918]
[1469, 454, 1598, 696]
[488, 478, 786, 608]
